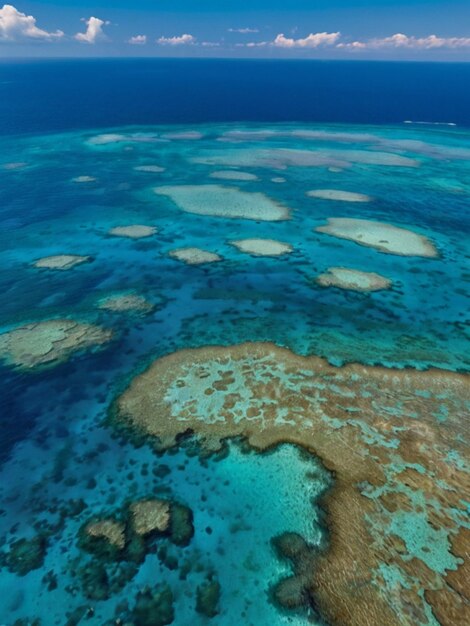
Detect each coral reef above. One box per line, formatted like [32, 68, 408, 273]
[82, 519, 126, 555]
[307, 189, 372, 202]
[209, 170, 258, 181]
[33, 255, 91, 270]
[134, 165, 166, 173]
[193, 147, 418, 169]
[316, 267, 392, 292]
[72, 176, 96, 183]
[168, 503, 194, 547]
[169, 247, 222, 265]
[109, 225, 158, 238]
[112, 342, 470, 626]
[0, 319, 113, 370]
[97, 293, 154, 314]
[230, 238, 293, 257]
[154, 185, 290, 221]
[88, 133, 127, 145]
[76, 497, 193, 599]
[2, 161, 27, 170]
[128, 583, 175, 625]
[196, 576, 221, 618]
[130, 499, 171, 536]
[271, 532, 318, 610]
[316, 217, 439, 257]
[3, 536, 47, 576]
[162, 130, 203, 140]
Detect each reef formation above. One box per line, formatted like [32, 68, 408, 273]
[134, 165, 166, 173]
[316, 267, 392, 292]
[154, 185, 290, 221]
[307, 189, 372, 202]
[108, 225, 158, 239]
[168, 247, 222, 265]
[33, 255, 91, 270]
[209, 170, 258, 181]
[0, 319, 113, 370]
[230, 238, 293, 257]
[112, 342, 470, 626]
[97, 293, 155, 314]
[316, 217, 439, 257]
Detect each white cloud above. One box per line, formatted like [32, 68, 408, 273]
[0, 4, 63, 41]
[228, 28, 259, 34]
[336, 41, 367, 50]
[201, 41, 220, 47]
[157, 33, 195, 46]
[243, 41, 267, 48]
[128, 34, 146, 45]
[339, 33, 470, 50]
[75, 16, 109, 44]
[273, 32, 341, 48]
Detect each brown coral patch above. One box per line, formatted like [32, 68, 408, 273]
[85, 519, 126, 550]
[129, 499, 171, 536]
[112, 342, 470, 626]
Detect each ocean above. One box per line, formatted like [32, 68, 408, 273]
[0, 60, 469, 626]
[1, 59, 470, 134]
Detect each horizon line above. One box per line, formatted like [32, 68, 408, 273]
[1, 56, 470, 64]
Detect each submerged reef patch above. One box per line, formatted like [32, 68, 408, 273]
[108, 225, 158, 239]
[192, 148, 345, 170]
[307, 189, 372, 202]
[271, 532, 318, 610]
[3, 536, 47, 576]
[196, 576, 221, 618]
[72, 175, 96, 183]
[161, 130, 203, 140]
[154, 185, 290, 221]
[230, 238, 293, 257]
[88, 133, 128, 145]
[2, 161, 28, 170]
[209, 170, 258, 181]
[193, 147, 418, 170]
[316, 267, 392, 292]
[97, 293, 154, 314]
[134, 165, 166, 173]
[316, 217, 439, 257]
[33, 255, 92, 270]
[75, 498, 194, 605]
[169, 247, 222, 265]
[0, 319, 113, 370]
[112, 342, 469, 626]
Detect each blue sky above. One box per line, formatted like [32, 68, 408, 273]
[1, 1, 470, 59]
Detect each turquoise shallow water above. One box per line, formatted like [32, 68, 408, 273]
[0, 123, 469, 625]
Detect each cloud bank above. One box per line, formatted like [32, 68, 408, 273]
[157, 33, 195, 46]
[0, 4, 63, 40]
[360, 33, 470, 49]
[273, 32, 341, 48]
[128, 34, 147, 45]
[75, 16, 109, 44]
[228, 28, 259, 34]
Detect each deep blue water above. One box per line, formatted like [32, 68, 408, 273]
[1, 59, 470, 135]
